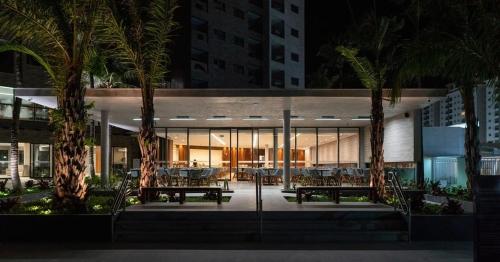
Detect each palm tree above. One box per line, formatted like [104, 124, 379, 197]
[98, 0, 177, 201]
[399, 0, 500, 194]
[85, 50, 107, 179]
[0, 0, 102, 210]
[9, 52, 23, 193]
[336, 15, 404, 200]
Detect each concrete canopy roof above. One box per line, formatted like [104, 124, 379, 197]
[16, 88, 446, 132]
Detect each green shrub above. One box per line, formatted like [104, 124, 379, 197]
[86, 195, 113, 214]
[440, 197, 464, 215]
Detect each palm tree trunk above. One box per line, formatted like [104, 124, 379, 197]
[370, 88, 385, 200]
[461, 86, 480, 196]
[9, 53, 23, 193]
[138, 84, 158, 202]
[88, 73, 96, 178]
[53, 66, 88, 211]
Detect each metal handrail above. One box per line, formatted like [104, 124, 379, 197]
[387, 171, 409, 214]
[111, 171, 131, 216]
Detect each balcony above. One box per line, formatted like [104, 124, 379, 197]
[271, 0, 284, 13]
[271, 70, 285, 88]
[271, 44, 285, 64]
[248, 12, 263, 34]
[271, 19, 284, 38]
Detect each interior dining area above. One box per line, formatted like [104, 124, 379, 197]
[156, 127, 360, 182]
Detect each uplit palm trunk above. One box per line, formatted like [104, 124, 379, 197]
[54, 66, 88, 210]
[461, 85, 480, 195]
[370, 88, 385, 200]
[138, 84, 158, 202]
[88, 73, 96, 178]
[9, 52, 23, 193]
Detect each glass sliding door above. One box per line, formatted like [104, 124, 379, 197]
[166, 128, 188, 168]
[156, 128, 167, 167]
[210, 129, 231, 179]
[339, 128, 359, 168]
[30, 144, 52, 178]
[317, 128, 338, 167]
[188, 129, 209, 168]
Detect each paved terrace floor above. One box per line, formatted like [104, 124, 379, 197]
[127, 182, 394, 212]
[0, 242, 472, 262]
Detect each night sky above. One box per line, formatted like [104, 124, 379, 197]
[305, 0, 402, 79]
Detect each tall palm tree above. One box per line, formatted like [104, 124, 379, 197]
[98, 0, 177, 201]
[85, 50, 107, 179]
[336, 15, 404, 200]
[399, 0, 500, 194]
[0, 0, 102, 210]
[9, 52, 23, 193]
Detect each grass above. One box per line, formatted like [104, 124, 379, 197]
[284, 195, 369, 202]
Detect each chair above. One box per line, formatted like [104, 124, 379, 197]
[188, 169, 204, 186]
[309, 169, 323, 186]
[301, 168, 312, 186]
[157, 168, 168, 187]
[291, 168, 302, 184]
[271, 168, 283, 185]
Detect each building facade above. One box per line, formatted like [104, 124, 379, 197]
[170, 0, 305, 89]
[422, 86, 499, 144]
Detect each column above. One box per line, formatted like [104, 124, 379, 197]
[100, 110, 110, 188]
[283, 109, 291, 190]
[413, 109, 424, 188]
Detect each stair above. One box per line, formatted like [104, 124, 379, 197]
[113, 211, 408, 243]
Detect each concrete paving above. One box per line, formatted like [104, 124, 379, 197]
[127, 182, 394, 212]
[0, 242, 472, 262]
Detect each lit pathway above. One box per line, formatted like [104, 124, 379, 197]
[127, 182, 394, 212]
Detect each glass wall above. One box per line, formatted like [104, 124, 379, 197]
[189, 129, 209, 168]
[339, 128, 359, 167]
[296, 128, 316, 168]
[317, 128, 338, 167]
[31, 144, 52, 178]
[112, 147, 127, 172]
[167, 128, 188, 167]
[258, 129, 274, 168]
[210, 129, 231, 178]
[164, 127, 362, 178]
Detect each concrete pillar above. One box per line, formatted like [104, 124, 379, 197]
[413, 109, 424, 188]
[100, 110, 110, 188]
[273, 128, 278, 168]
[283, 110, 291, 190]
[264, 144, 269, 167]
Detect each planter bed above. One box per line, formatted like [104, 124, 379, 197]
[410, 214, 473, 241]
[0, 214, 113, 242]
[424, 194, 473, 213]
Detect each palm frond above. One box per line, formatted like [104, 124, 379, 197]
[336, 46, 377, 90]
[0, 0, 70, 62]
[0, 42, 56, 82]
[144, 0, 178, 85]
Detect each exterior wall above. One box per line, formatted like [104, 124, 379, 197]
[364, 112, 416, 163]
[421, 85, 499, 145]
[172, 0, 304, 89]
[423, 127, 465, 157]
[0, 53, 49, 88]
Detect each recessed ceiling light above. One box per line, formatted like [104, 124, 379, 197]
[243, 116, 268, 121]
[133, 117, 160, 121]
[352, 116, 370, 121]
[206, 116, 232, 121]
[315, 116, 341, 121]
[170, 116, 196, 121]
